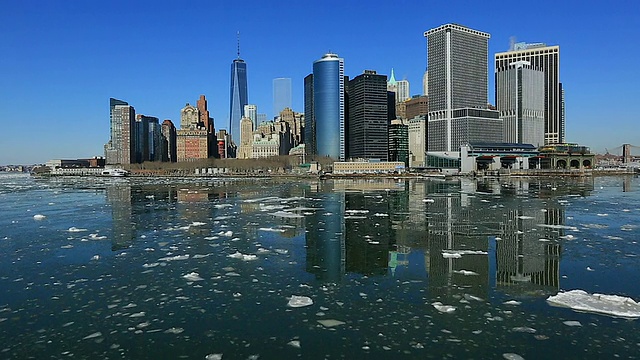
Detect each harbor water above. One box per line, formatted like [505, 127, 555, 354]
[1, 173, 639, 359]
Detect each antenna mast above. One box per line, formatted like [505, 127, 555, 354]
[237, 31, 240, 59]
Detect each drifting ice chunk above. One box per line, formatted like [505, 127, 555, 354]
[270, 211, 304, 219]
[228, 252, 258, 261]
[318, 319, 346, 328]
[547, 289, 640, 319]
[503, 353, 525, 360]
[68, 227, 88, 232]
[33, 214, 46, 220]
[563, 320, 582, 327]
[288, 295, 313, 308]
[205, 354, 223, 360]
[183, 272, 204, 281]
[159, 255, 190, 261]
[432, 302, 456, 313]
[83, 331, 103, 340]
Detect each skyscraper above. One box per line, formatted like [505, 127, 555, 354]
[229, 35, 248, 147]
[347, 70, 388, 160]
[304, 74, 315, 158]
[244, 104, 257, 127]
[495, 43, 562, 144]
[307, 53, 345, 160]
[496, 60, 545, 147]
[105, 98, 135, 165]
[425, 24, 502, 153]
[273, 78, 292, 117]
[396, 79, 410, 102]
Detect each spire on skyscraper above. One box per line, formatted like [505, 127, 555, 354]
[237, 31, 241, 59]
[388, 68, 397, 85]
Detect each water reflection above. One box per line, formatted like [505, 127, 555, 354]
[105, 176, 594, 298]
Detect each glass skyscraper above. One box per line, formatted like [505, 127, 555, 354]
[229, 57, 248, 146]
[273, 78, 292, 117]
[312, 53, 345, 160]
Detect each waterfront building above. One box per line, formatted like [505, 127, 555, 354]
[148, 119, 164, 161]
[496, 60, 545, 147]
[389, 119, 409, 166]
[346, 70, 388, 160]
[252, 137, 280, 158]
[244, 104, 257, 128]
[408, 115, 426, 168]
[229, 43, 248, 146]
[308, 53, 345, 160]
[105, 98, 135, 165]
[273, 78, 292, 118]
[396, 79, 410, 103]
[238, 116, 254, 159]
[161, 120, 177, 162]
[197, 94, 216, 157]
[333, 160, 406, 174]
[495, 42, 563, 144]
[424, 24, 501, 154]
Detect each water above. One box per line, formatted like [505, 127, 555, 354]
[1, 173, 639, 359]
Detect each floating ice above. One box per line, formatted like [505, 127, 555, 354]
[218, 230, 234, 237]
[422, 199, 435, 203]
[511, 327, 537, 333]
[228, 252, 258, 261]
[89, 233, 107, 240]
[537, 224, 578, 231]
[183, 272, 204, 281]
[83, 331, 102, 340]
[68, 227, 88, 232]
[164, 327, 184, 334]
[374, 213, 389, 217]
[442, 250, 488, 258]
[270, 211, 304, 219]
[563, 320, 582, 327]
[287, 340, 301, 348]
[190, 221, 206, 227]
[158, 255, 190, 261]
[317, 319, 345, 328]
[205, 354, 223, 360]
[547, 290, 640, 319]
[432, 302, 456, 313]
[91, 255, 100, 261]
[33, 214, 46, 220]
[259, 227, 286, 233]
[504, 300, 522, 306]
[288, 295, 313, 308]
[454, 270, 479, 276]
[503, 353, 525, 360]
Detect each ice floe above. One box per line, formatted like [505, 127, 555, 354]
[317, 319, 346, 328]
[183, 272, 204, 281]
[563, 320, 582, 327]
[547, 290, 640, 319]
[432, 302, 456, 313]
[68, 226, 88, 232]
[227, 251, 258, 261]
[33, 214, 46, 220]
[288, 295, 313, 308]
[83, 331, 102, 340]
[503, 353, 525, 360]
[158, 255, 190, 261]
[269, 211, 304, 219]
[205, 354, 223, 360]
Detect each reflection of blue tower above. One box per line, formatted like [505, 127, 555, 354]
[305, 186, 345, 282]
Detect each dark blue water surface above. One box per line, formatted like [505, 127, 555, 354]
[1, 173, 639, 359]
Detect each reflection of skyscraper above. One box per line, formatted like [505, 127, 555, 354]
[229, 36, 248, 146]
[305, 183, 345, 282]
[273, 78, 292, 117]
[106, 184, 134, 251]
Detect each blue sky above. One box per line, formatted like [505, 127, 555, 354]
[1, 0, 638, 164]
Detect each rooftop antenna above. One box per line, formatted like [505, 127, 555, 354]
[237, 31, 241, 59]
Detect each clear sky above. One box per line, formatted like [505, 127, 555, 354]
[1, 0, 638, 165]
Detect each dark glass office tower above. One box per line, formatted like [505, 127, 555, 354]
[346, 70, 389, 160]
[229, 57, 248, 147]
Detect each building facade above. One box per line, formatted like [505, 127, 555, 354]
[405, 95, 429, 120]
[396, 80, 410, 102]
[347, 70, 389, 160]
[424, 23, 498, 153]
[389, 119, 409, 166]
[177, 103, 208, 162]
[161, 120, 177, 162]
[496, 60, 545, 147]
[105, 98, 135, 165]
[238, 116, 254, 159]
[303, 74, 315, 158]
[495, 43, 563, 144]
[244, 104, 257, 128]
[408, 115, 426, 167]
[229, 57, 248, 146]
[273, 77, 292, 118]
[311, 53, 345, 160]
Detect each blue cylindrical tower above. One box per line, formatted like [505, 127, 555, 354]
[313, 53, 344, 160]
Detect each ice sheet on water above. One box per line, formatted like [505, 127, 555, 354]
[228, 251, 258, 261]
[537, 224, 579, 231]
[68, 227, 88, 232]
[183, 272, 204, 281]
[503, 353, 525, 360]
[83, 331, 102, 340]
[158, 255, 190, 261]
[318, 319, 346, 328]
[33, 214, 46, 220]
[563, 320, 582, 327]
[205, 354, 223, 360]
[547, 289, 640, 319]
[269, 211, 304, 219]
[243, 196, 280, 203]
[288, 295, 313, 308]
[432, 302, 456, 313]
[442, 250, 488, 258]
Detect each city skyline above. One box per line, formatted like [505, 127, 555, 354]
[1, 0, 639, 164]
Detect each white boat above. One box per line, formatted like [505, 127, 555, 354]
[100, 169, 129, 177]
